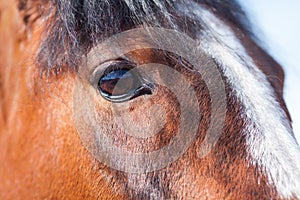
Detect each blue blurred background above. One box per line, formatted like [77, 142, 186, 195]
[239, 0, 300, 143]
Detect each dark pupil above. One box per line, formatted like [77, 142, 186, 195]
[98, 69, 136, 96]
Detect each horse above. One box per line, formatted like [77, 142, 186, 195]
[0, 0, 299, 199]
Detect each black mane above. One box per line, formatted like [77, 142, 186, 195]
[19, 0, 252, 73]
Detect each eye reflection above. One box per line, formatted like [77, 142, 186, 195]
[97, 61, 153, 103]
[99, 69, 137, 96]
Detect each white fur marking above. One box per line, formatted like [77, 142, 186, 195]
[179, 2, 300, 199]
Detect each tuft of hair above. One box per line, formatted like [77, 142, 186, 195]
[17, 0, 252, 74]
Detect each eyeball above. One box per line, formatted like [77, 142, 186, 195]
[96, 60, 153, 103]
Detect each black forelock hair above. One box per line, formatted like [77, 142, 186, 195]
[18, 0, 252, 74]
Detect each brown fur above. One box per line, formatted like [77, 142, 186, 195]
[0, 1, 291, 199]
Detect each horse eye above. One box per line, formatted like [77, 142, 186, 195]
[97, 61, 153, 103]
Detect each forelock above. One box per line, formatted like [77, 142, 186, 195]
[18, 0, 252, 73]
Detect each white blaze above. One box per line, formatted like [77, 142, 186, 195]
[179, 2, 300, 199]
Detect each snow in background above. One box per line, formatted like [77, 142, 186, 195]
[239, 0, 300, 143]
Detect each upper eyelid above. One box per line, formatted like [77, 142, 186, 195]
[102, 60, 137, 75]
[88, 54, 131, 72]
